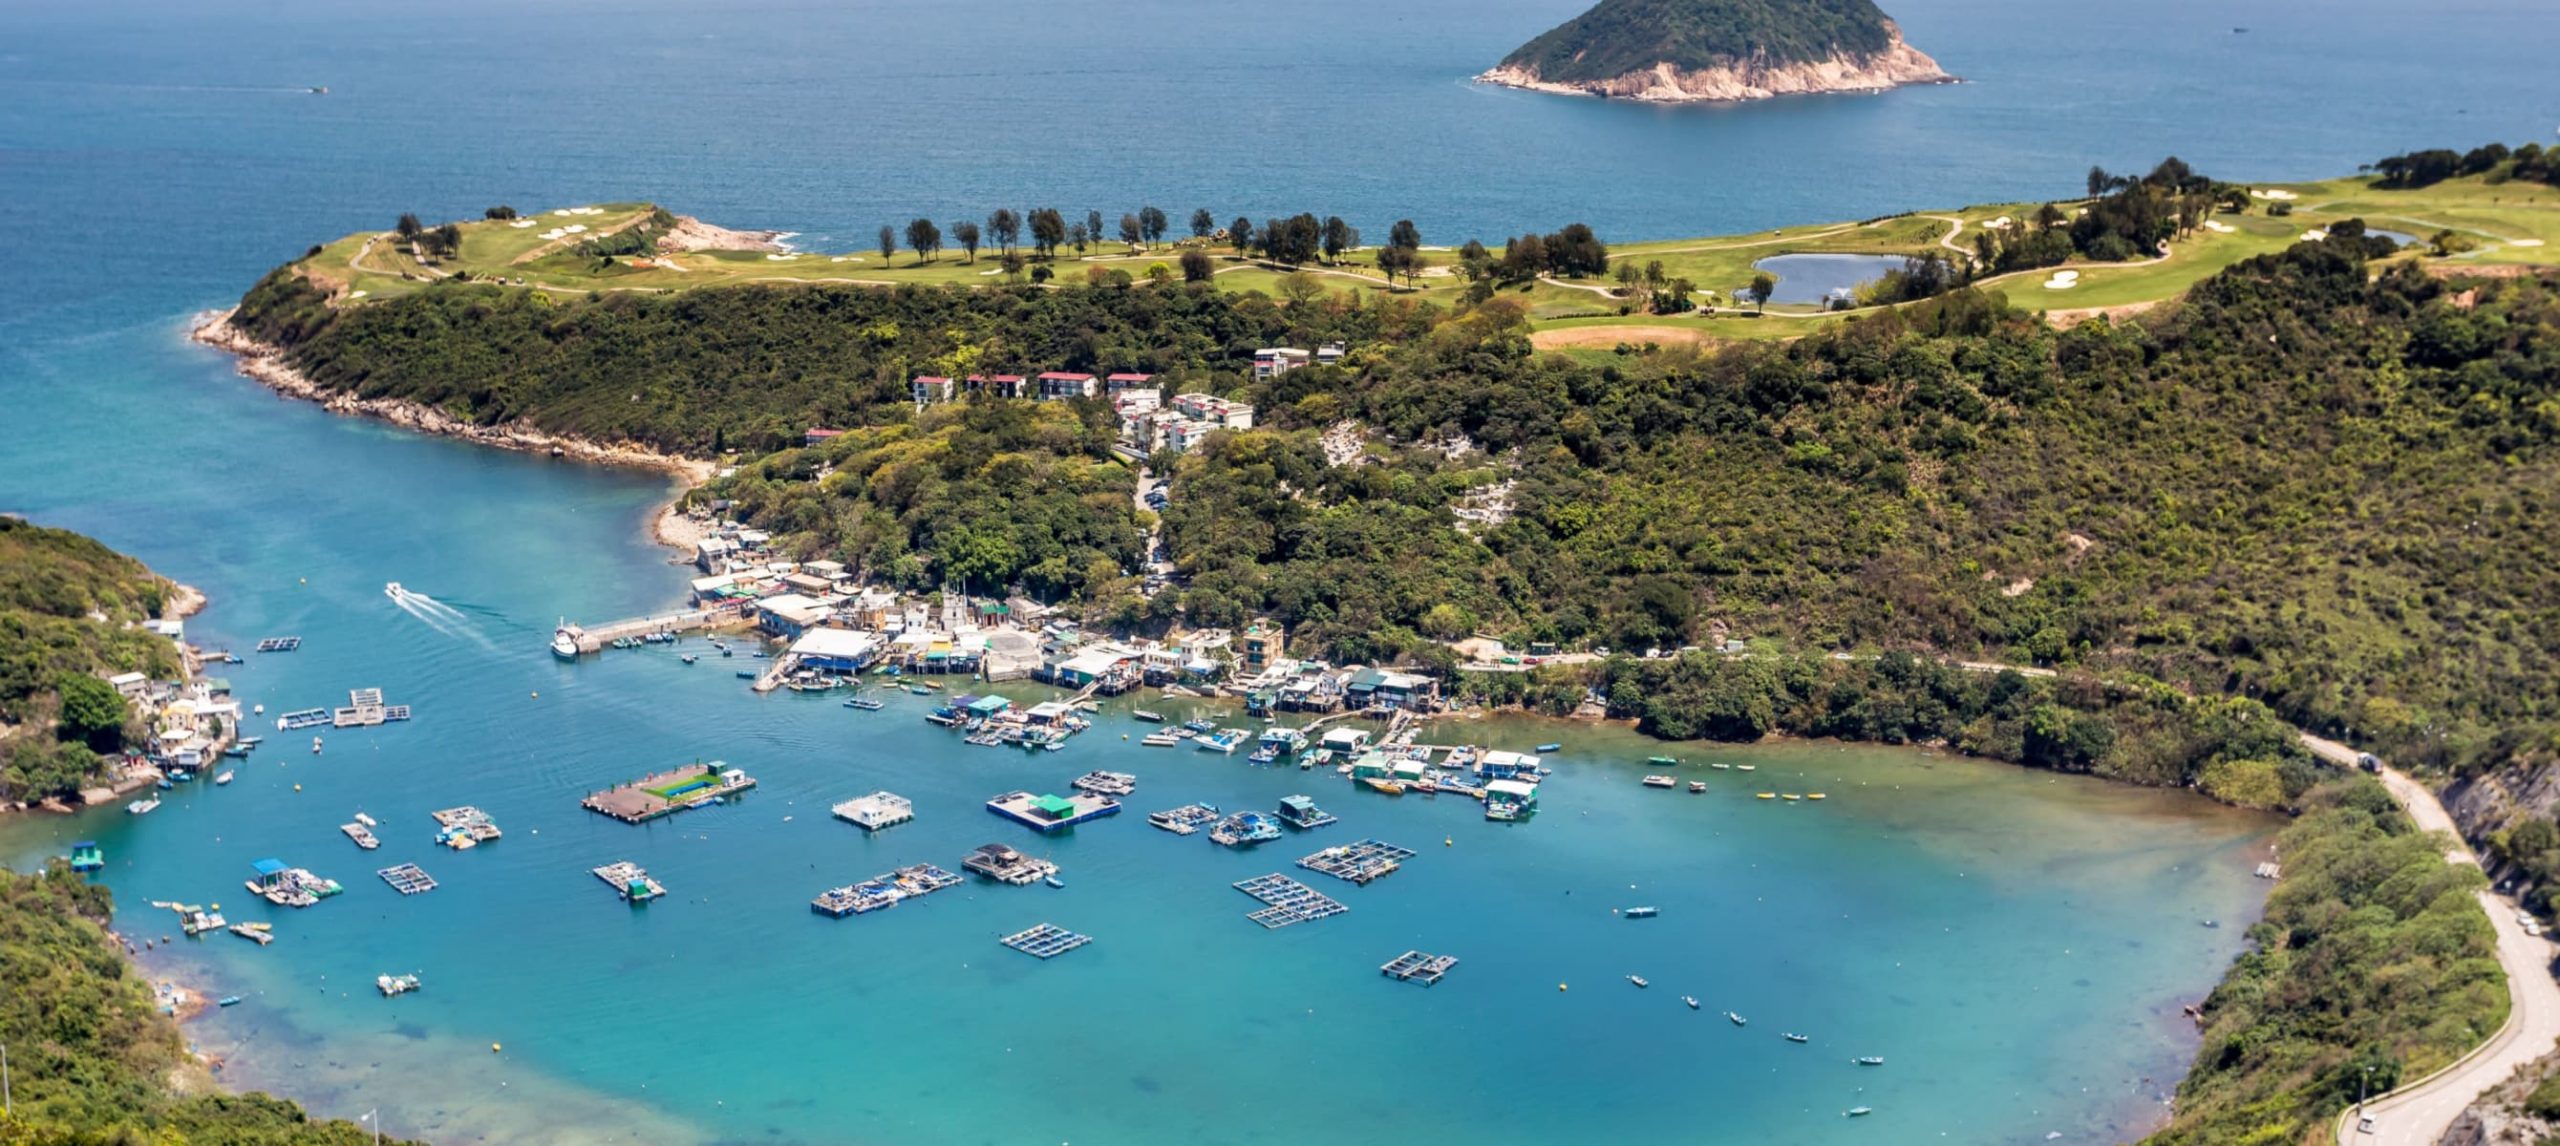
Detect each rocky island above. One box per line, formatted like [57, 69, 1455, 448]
[1478, 0, 1950, 103]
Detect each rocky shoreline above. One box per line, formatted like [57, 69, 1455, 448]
[1477, 34, 1951, 103]
[187, 310, 716, 554]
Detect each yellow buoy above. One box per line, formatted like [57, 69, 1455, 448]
[1444, 837, 1452, 847]
[298, 578, 306, 584]
[1558, 983, 1569, 992]
[491, 1042, 502, 1053]
[530, 691, 539, 699]
[293, 784, 302, 792]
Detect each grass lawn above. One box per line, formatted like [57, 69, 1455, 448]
[280, 173, 2560, 351]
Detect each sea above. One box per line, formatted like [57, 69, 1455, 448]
[3, 0, 2551, 1141]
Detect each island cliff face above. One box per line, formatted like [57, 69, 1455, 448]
[1480, 0, 1951, 103]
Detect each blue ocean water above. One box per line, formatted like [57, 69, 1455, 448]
[2, 0, 2546, 1140]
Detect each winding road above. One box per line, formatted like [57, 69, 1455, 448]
[2296, 734, 2560, 1145]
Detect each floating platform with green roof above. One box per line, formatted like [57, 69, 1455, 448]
[986, 789, 1121, 833]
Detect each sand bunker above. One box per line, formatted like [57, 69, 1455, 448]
[2301, 229, 2328, 242]
[2043, 269, 2080, 290]
[2250, 188, 2299, 201]
[2203, 220, 2236, 234]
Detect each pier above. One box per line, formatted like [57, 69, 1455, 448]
[592, 861, 665, 903]
[555, 607, 742, 655]
[1000, 923, 1092, 959]
[833, 791, 914, 831]
[583, 762, 757, 824]
[987, 790, 1121, 833]
[1381, 950, 1458, 986]
[376, 863, 437, 895]
[1298, 839, 1415, 885]
[1233, 873, 1348, 928]
[810, 863, 964, 917]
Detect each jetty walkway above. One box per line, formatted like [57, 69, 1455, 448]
[556, 607, 743, 654]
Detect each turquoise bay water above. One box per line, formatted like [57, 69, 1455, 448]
[6, 0, 2544, 1138]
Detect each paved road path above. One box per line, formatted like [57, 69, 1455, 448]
[2299, 734, 2560, 1146]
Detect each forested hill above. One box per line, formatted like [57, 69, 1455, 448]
[0, 518, 186, 805]
[0, 865, 417, 1143]
[1496, 0, 1906, 82]
[228, 209, 2559, 779]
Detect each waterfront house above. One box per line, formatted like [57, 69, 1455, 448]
[691, 537, 739, 573]
[789, 628, 881, 673]
[1104, 372, 1155, 397]
[1253, 348, 1311, 379]
[1476, 750, 1543, 781]
[1241, 620, 1285, 674]
[1346, 668, 1435, 710]
[755, 593, 830, 638]
[1319, 727, 1372, 754]
[912, 375, 957, 405]
[1485, 778, 1538, 817]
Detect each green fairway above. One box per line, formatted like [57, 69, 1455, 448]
[276, 172, 2560, 347]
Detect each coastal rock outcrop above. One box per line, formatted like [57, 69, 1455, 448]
[1480, 0, 1951, 103]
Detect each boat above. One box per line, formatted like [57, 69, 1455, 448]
[218, 995, 243, 1007]
[1360, 777, 1406, 795]
[1855, 1056, 1885, 1066]
[1641, 775, 1676, 788]
[228, 922, 274, 946]
[214, 770, 234, 785]
[1182, 717, 1217, 734]
[1624, 905, 1658, 918]
[1536, 742, 1562, 752]
[1735, 764, 1756, 772]
[222, 744, 251, 758]
[1846, 1107, 1872, 1117]
[1782, 793, 1802, 802]
[127, 797, 161, 815]
[384, 581, 405, 600]
[1687, 781, 1706, 793]
[1807, 793, 1827, 800]
[341, 822, 380, 850]
[355, 812, 377, 827]
[1756, 792, 1777, 800]
[376, 973, 422, 997]
[680, 653, 698, 665]
[1132, 709, 1165, 723]
[1785, 1033, 1809, 1043]
[311, 736, 323, 754]
[1725, 1011, 1747, 1025]
[1045, 875, 1066, 889]
[736, 669, 759, 679]
[1683, 995, 1699, 1010]
[236, 736, 262, 748]
[156, 777, 173, 790]
[1195, 728, 1248, 754]
[69, 840, 104, 872]
[550, 622, 579, 659]
[1626, 975, 1649, 988]
[1709, 761, 1732, 770]
[1140, 731, 1181, 747]
[1647, 755, 1680, 766]
[844, 696, 885, 710]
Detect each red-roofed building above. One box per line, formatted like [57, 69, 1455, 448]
[805, 428, 847, 446]
[911, 375, 957, 405]
[1037, 371, 1099, 400]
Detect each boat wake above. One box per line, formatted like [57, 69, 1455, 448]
[387, 585, 500, 652]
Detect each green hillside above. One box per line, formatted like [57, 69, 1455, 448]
[0, 517, 186, 804]
[1497, 0, 1903, 83]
